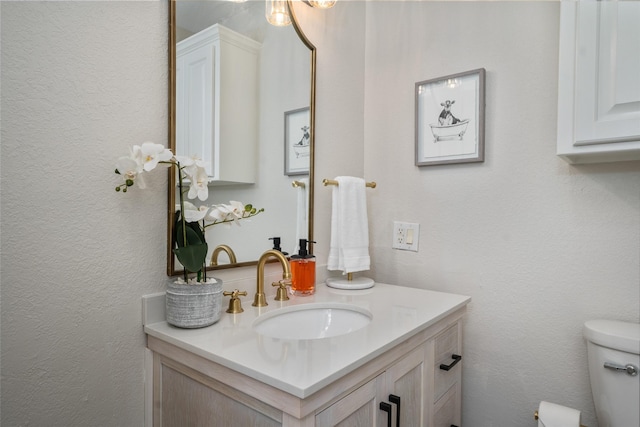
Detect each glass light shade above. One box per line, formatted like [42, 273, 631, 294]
[308, 0, 336, 9]
[445, 78, 461, 88]
[266, 0, 291, 26]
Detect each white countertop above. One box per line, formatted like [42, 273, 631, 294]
[143, 282, 470, 398]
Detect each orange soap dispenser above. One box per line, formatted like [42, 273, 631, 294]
[290, 239, 316, 296]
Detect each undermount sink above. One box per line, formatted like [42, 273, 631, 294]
[253, 303, 372, 340]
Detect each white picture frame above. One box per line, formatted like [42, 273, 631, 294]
[284, 107, 310, 176]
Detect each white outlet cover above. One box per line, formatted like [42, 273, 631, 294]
[393, 221, 420, 251]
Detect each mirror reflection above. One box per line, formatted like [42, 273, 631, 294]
[168, 0, 314, 274]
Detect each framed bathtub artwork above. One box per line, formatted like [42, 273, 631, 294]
[284, 107, 310, 176]
[415, 68, 486, 166]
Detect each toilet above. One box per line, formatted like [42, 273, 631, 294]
[583, 319, 640, 427]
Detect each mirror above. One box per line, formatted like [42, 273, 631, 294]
[167, 0, 315, 275]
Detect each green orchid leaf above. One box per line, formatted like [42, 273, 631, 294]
[173, 211, 207, 272]
[186, 220, 205, 244]
[173, 243, 208, 273]
[174, 215, 205, 248]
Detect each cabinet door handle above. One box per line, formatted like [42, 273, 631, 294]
[379, 402, 392, 427]
[389, 394, 401, 427]
[439, 354, 462, 371]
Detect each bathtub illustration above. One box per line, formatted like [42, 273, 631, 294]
[293, 125, 310, 158]
[429, 119, 469, 142]
[293, 141, 310, 158]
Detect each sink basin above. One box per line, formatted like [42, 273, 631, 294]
[253, 303, 372, 340]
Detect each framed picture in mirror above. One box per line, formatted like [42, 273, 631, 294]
[415, 68, 486, 166]
[284, 107, 311, 176]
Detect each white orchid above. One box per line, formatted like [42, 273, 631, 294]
[180, 202, 209, 223]
[175, 154, 209, 203]
[139, 142, 173, 172]
[175, 154, 208, 178]
[209, 203, 239, 223]
[186, 164, 209, 201]
[116, 142, 263, 279]
[115, 156, 145, 189]
[221, 201, 246, 221]
[205, 201, 262, 228]
[206, 205, 230, 223]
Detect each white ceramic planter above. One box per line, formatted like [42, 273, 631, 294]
[166, 278, 223, 328]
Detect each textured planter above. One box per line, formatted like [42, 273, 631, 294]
[166, 278, 223, 328]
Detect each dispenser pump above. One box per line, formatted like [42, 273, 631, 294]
[293, 239, 314, 259]
[269, 237, 288, 256]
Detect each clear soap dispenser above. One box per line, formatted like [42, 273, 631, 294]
[290, 239, 316, 296]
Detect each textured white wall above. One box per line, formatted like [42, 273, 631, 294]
[1, 2, 168, 425]
[2, 1, 639, 427]
[360, 2, 640, 427]
[295, 0, 368, 265]
[303, 2, 640, 427]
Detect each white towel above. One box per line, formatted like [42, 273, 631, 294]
[293, 178, 309, 254]
[327, 176, 370, 273]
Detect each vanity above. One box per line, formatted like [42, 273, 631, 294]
[143, 283, 470, 426]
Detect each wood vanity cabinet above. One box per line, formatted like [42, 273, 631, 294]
[148, 308, 465, 427]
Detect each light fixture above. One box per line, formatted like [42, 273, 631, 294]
[308, 0, 336, 9]
[266, 0, 292, 27]
[445, 78, 461, 89]
[266, 0, 337, 27]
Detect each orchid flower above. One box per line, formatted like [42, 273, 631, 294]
[210, 203, 243, 225]
[115, 142, 263, 279]
[227, 201, 246, 217]
[181, 202, 209, 223]
[186, 164, 209, 201]
[205, 201, 263, 228]
[206, 205, 231, 223]
[175, 155, 208, 178]
[139, 142, 173, 172]
[115, 156, 145, 189]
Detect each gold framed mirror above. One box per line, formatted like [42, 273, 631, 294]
[167, 0, 315, 275]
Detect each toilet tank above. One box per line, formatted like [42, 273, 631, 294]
[583, 320, 640, 427]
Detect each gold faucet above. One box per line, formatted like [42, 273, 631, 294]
[253, 250, 291, 307]
[210, 244, 237, 266]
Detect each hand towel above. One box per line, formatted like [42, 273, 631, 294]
[327, 176, 370, 273]
[293, 178, 309, 254]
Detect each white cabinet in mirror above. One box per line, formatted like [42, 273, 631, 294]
[176, 24, 260, 185]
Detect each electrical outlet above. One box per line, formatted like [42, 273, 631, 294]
[392, 221, 420, 251]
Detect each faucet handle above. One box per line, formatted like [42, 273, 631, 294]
[272, 280, 290, 301]
[223, 289, 247, 313]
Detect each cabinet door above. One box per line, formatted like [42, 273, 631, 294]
[385, 344, 428, 427]
[158, 360, 281, 427]
[557, 1, 640, 163]
[433, 384, 460, 427]
[316, 375, 384, 427]
[176, 43, 214, 175]
[432, 323, 462, 427]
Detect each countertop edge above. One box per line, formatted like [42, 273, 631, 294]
[143, 283, 471, 398]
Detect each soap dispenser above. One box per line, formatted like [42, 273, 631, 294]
[269, 237, 288, 257]
[290, 239, 316, 296]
